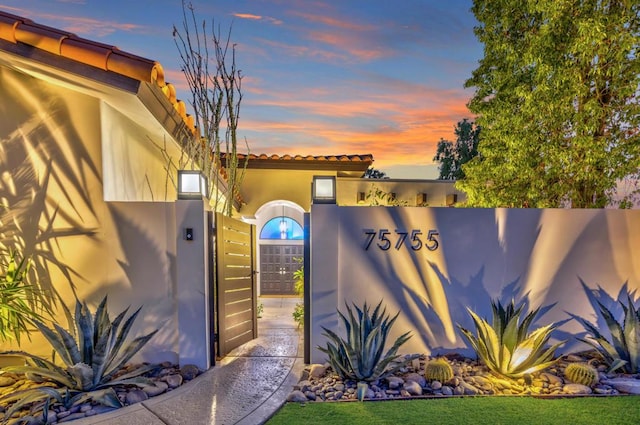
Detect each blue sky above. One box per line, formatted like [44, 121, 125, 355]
[0, 0, 482, 178]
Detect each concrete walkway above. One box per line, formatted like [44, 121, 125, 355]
[74, 297, 304, 425]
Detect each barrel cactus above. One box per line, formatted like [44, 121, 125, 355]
[564, 362, 599, 387]
[424, 358, 453, 383]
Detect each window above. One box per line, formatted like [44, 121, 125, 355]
[260, 217, 304, 240]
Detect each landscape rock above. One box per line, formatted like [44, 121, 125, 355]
[403, 380, 423, 396]
[309, 364, 327, 378]
[602, 378, 640, 395]
[387, 376, 404, 389]
[0, 376, 15, 387]
[180, 364, 201, 380]
[405, 372, 426, 387]
[287, 390, 308, 402]
[125, 389, 149, 404]
[143, 381, 169, 397]
[563, 383, 592, 395]
[165, 374, 183, 388]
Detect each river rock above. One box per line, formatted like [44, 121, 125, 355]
[403, 380, 423, 396]
[287, 390, 308, 402]
[309, 364, 327, 378]
[0, 376, 15, 387]
[563, 383, 592, 395]
[602, 378, 640, 395]
[387, 376, 404, 389]
[165, 374, 183, 388]
[405, 372, 426, 387]
[180, 364, 201, 380]
[126, 389, 149, 404]
[441, 385, 453, 396]
[431, 380, 442, 390]
[541, 372, 564, 386]
[143, 381, 168, 397]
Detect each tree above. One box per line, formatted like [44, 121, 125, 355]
[173, 1, 248, 216]
[363, 167, 388, 179]
[433, 119, 480, 180]
[459, 0, 640, 208]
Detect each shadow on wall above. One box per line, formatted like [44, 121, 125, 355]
[1, 72, 101, 316]
[326, 206, 639, 357]
[101, 203, 179, 364]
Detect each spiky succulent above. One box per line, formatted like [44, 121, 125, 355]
[319, 300, 419, 382]
[573, 295, 640, 373]
[0, 295, 158, 418]
[458, 299, 563, 379]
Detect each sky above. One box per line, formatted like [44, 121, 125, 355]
[0, 0, 483, 179]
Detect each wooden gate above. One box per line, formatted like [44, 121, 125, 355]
[215, 212, 257, 357]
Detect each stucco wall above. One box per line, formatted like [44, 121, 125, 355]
[310, 206, 640, 363]
[0, 63, 184, 363]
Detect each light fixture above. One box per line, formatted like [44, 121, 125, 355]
[312, 176, 336, 204]
[177, 170, 208, 200]
[417, 193, 428, 206]
[357, 191, 366, 204]
[446, 193, 458, 206]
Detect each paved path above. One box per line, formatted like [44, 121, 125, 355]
[74, 297, 304, 425]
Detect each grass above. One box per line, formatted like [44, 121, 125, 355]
[267, 396, 640, 425]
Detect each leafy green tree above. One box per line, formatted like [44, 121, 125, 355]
[433, 119, 480, 180]
[459, 0, 640, 208]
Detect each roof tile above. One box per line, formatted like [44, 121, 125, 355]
[0, 10, 193, 134]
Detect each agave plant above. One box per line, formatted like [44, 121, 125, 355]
[318, 300, 419, 382]
[0, 295, 159, 417]
[458, 299, 563, 379]
[572, 295, 639, 373]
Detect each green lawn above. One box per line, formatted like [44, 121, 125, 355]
[267, 396, 640, 425]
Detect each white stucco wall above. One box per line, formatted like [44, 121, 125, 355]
[310, 206, 640, 362]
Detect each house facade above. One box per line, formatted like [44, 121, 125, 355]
[0, 10, 463, 366]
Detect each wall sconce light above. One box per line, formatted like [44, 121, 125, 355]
[357, 191, 366, 204]
[312, 176, 336, 204]
[446, 193, 458, 206]
[417, 193, 428, 206]
[178, 170, 208, 200]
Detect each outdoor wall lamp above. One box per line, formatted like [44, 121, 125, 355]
[177, 170, 208, 200]
[312, 176, 336, 204]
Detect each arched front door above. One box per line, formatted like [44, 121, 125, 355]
[259, 215, 303, 295]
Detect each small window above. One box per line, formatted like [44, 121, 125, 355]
[260, 217, 304, 240]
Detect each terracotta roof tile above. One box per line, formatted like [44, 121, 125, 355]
[0, 10, 195, 135]
[226, 153, 374, 164]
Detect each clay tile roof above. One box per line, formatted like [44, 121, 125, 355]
[0, 10, 196, 135]
[219, 153, 373, 173]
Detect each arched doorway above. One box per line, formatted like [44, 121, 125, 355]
[255, 201, 305, 295]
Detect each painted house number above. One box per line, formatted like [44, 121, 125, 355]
[363, 229, 440, 251]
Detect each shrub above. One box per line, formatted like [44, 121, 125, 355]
[573, 294, 640, 373]
[564, 362, 599, 387]
[293, 303, 304, 328]
[458, 299, 563, 379]
[424, 358, 453, 382]
[319, 300, 419, 382]
[0, 295, 158, 418]
[292, 258, 304, 328]
[0, 251, 44, 344]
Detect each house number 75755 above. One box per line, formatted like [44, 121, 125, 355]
[363, 229, 439, 251]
